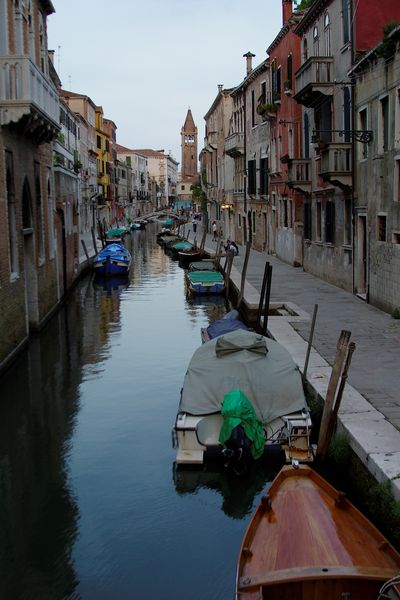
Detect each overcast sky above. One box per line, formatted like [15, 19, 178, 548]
[48, 0, 283, 166]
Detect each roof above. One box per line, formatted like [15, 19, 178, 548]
[60, 89, 97, 109]
[115, 144, 147, 158]
[267, 11, 305, 54]
[204, 87, 235, 120]
[40, 0, 55, 15]
[295, 0, 331, 35]
[183, 109, 196, 131]
[350, 24, 400, 74]
[231, 58, 269, 96]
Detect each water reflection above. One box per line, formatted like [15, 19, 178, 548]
[173, 461, 280, 520]
[0, 225, 273, 600]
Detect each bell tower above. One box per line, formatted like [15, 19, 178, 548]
[181, 109, 198, 179]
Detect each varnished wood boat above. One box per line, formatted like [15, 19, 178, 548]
[236, 465, 400, 599]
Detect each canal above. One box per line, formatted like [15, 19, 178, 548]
[0, 226, 280, 600]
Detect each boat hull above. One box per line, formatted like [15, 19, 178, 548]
[236, 465, 400, 599]
[93, 258, 130, 277]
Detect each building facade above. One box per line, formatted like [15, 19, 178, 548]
[0, 0, 60, 368]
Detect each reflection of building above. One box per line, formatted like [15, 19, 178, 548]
[0, 0, 60, 368]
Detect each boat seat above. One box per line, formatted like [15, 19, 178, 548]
[196, 414, 223, 445]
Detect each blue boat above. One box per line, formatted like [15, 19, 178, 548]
[201, 309, 250, 343]
[93, 243, 132, 277]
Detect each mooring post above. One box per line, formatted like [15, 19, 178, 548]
[237, 241, 251, 310]
[317, 330, 352, 462]
[91, 226, 98, 254]
[81, 239, 90, 263]
[303, 304, 319, 385]
[261, 263, 273, 336]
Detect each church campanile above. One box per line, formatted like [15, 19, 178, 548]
[181, 109, 198, 179]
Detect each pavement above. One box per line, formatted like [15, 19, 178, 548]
[78, 219, 400, 496]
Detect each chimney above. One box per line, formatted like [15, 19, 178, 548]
[283, 0, 293, 24]
[48, 49, 55, 64]
[218, 84, 223, 93]
[243, 51, 256, 76]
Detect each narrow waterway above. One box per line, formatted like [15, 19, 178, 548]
[0, 226, 280, 600]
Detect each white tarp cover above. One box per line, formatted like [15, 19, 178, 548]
[179, 330, 306, 425]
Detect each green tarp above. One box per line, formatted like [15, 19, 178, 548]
[219, 389, 265, 459]
[187, 271, 224, 284]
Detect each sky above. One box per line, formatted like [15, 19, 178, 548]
[47, 0, 284, 167]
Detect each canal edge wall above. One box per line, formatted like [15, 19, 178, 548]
[228, 264, 400, 501]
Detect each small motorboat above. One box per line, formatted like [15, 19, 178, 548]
[236, 464, 400, 599]
[186, 270, 225, 294]
[189, 261, 217, 272]
[178, 247, 202, 267]
[131, 220, 146, 231]
[168, 240, 193, 259]
[93, 243, 132, 277]
[201, 309, 250, 343]
[173, 330, 313, 467]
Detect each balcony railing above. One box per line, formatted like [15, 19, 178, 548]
[320, 143, 352, 189]
[288, 158, 311, 193]
[294, 56, 334, 107]
[224, 132, 244, 157]
[0, 56, 60, 140]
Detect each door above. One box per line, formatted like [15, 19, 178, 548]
[357, 215, 367, 298]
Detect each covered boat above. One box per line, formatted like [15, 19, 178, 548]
[178, 248, 202, 267]
[201, 309, 250, 343]
[189, 261, 217, 272]
[173, 330, 312, 466]
[168, 240, 193, 259]
[93, 243, 132, 276]
[186, 270, 225, 294]
[236, 464, 400, 599]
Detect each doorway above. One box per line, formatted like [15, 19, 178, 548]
[357, 215, 367, 299]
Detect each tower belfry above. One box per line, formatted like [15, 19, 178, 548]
[181, 109, 198, 179]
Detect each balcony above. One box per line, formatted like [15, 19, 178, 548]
[225, 132, 244, 157]
[319, 143, 352, 189]
[0, 56, 60, 142]
[294, 57, 334, 107]
[287, 159, 311, 194]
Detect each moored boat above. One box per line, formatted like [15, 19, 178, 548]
[178, 248, 202, 267]
[201, 309, 250, 343]
[236, 464, 400, 599]
[168, 240, 193, 259]
[189, 260, 217, 272]
[93, 243, 132, 277]
[186, 270, 225, 294]
[173, 330, 313, 467]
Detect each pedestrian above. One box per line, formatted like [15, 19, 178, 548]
[192, 218, 197, 234]
[212, 221, 217, 241]
[230, 240, 239, 255]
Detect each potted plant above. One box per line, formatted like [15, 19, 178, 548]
[256, 103, 277, 120]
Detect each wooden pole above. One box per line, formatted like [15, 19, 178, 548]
[316, 330, 351, 462]
[256, 262, 269, 333]
[225, 253, 234, 299]
[237, 241, 251, 309]
[302, 304, 318, 385]
[81, 239, 90, 263]
[261, 263, 272, 336]
[322, 342, 356, 458]
[91, 226, 98, 254]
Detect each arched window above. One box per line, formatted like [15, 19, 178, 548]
[313, 26, 319, 56]
[303, 38, 308, 61]
[304, 113, 310, 158]
[324, 12, 331, 55]
[34, 162, 44, 260]
[343, 87, 351, 142]
[286, 53, 293, 90]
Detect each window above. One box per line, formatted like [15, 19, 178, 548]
[377, 215, 387, 241]
[286, 54, 292, 90]
[252, 211, 256, 233]
[304, 201, 312, 240]
[343, 87, 351, 142]
[6, 151, 18, 275]
[47, 168, 55, 258]
[313, 26, 319, 56]
[248, 160, 256, 195]
[251, 90, 255, 128]
[359, 108, 368, 159]
[303, 38, 308, 61]
[304, 113, 310, 158]
[96, 135, 101, 149]
[344, 198, 352, 245]
[380, 96, 389, 153]
[126, 156, 131, 166]
[181, 185, 185, 191]
[316, 200, 322, 240]
[342, 0, 350, 45]
[325, 200, 335, 243]
[259, 157, 269, 195]
[392, 232, 400, 244]
[22, 178, 32, 230]
[260, 81, 266, 105]
[238, 213, 242, 228]
[324, 12, 331, 55]
[395, 159, 400, 202]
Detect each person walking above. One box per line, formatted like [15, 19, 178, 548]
[192, 218, 197, 234]
[212, 221, 217, 241]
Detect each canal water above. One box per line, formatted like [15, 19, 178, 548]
[0, 226, 280, 600]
